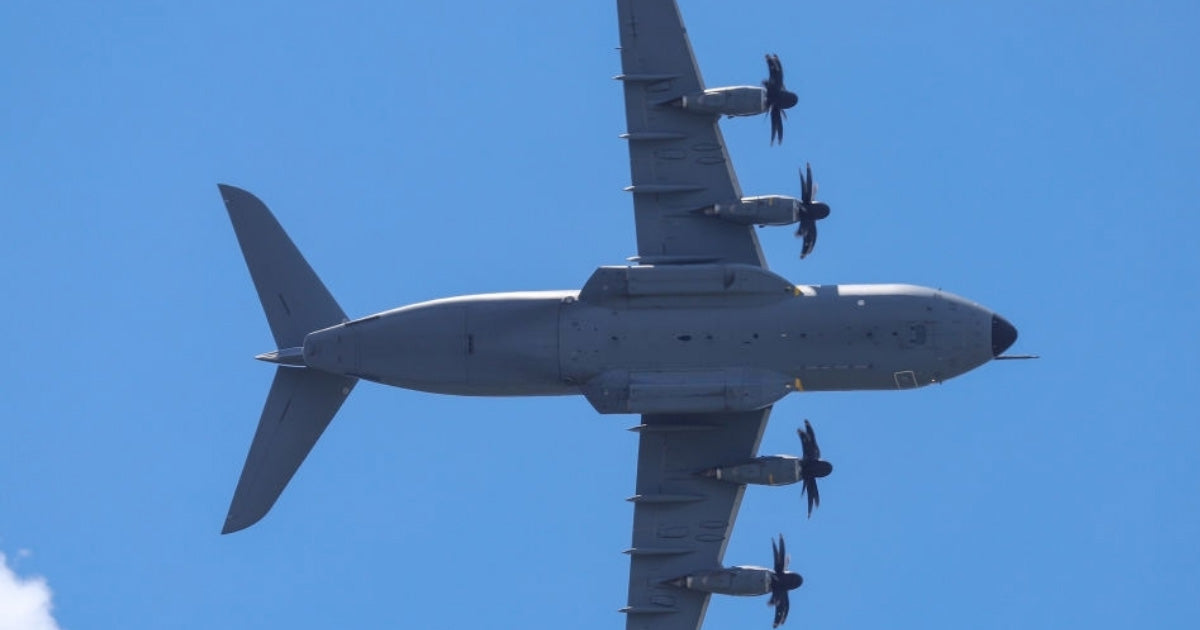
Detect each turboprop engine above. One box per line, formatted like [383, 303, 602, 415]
[663, 566, 777, 596]
[666, 86, 766, 117]
[696, 195, 803, 227]
[664, 535, 805, 627]
[700, 420, 833, 518]
[699, 456, 803, 486]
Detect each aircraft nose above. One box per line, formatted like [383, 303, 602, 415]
[991, 314, 1018, 357]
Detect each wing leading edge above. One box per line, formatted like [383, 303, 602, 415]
[617, 0, 767, 267]
[622, 409, 771, 630]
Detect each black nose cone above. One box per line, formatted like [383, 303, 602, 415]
[810, 460, 833, 478]
[991, 314, 1018, 356]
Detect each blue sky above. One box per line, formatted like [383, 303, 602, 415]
[2, 1, 1198, 628]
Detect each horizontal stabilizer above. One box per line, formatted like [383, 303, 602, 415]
[219, 184, 347, 349]
[223, 367, 357, 534]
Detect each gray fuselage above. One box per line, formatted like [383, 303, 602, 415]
[300, 265, 1009, 415]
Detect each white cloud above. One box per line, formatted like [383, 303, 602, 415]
[0, 552, 61, 630]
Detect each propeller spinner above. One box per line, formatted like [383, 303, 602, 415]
[769, 535, 804, 627]
[798, 420, 833, 517]
[795, 164, 831, 259]
[764, 54, 799, 145]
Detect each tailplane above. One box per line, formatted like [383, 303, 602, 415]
[219, 184, 346, 348]
[222, 367, 356, 533]
[218, 184, 358, 533]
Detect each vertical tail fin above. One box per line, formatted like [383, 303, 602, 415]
[218, 184, 357, 533]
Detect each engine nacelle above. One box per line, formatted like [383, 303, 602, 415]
[700, 455, 802, 486]
[668, 86, 766, 117]
[664, 566, 773, 596]
[699, 195, 801, 227]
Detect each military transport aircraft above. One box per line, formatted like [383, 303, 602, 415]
[218, 1, 1021, 629]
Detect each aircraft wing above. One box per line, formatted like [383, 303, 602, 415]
[617, 0, 767, 267]
[622, 409, 771, 630]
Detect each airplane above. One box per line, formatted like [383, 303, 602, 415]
[217, 1, 1023, 629]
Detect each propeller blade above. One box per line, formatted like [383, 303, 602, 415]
[797, 421, 831, 515]
[804, 419, 820, 459]
[805, 163, 814, 202]
[769, 535, 803, 626]
[765, 54, 783, 91]
[772, 589, 791, 628]
[803, 477, 820, 517]
[770, 107, 784, 145]
[762, 55, 797, 145]
[798, 218, 817, 259]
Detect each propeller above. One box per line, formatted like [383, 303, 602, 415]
[763, 54, 799, 145]
[798, 420, 833, 517]
[768, 535, 804, 627]
[795, 163, 831, 259]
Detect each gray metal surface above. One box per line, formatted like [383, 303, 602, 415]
[621, 410, 770, 630]
[220, 185, 346, 348]
[673, 86, 767, 117]
[616, 0, 765, 266]
[220, 184, 361, 534]
[308, 292, 576, 396]
[223, 366, 356, 534]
